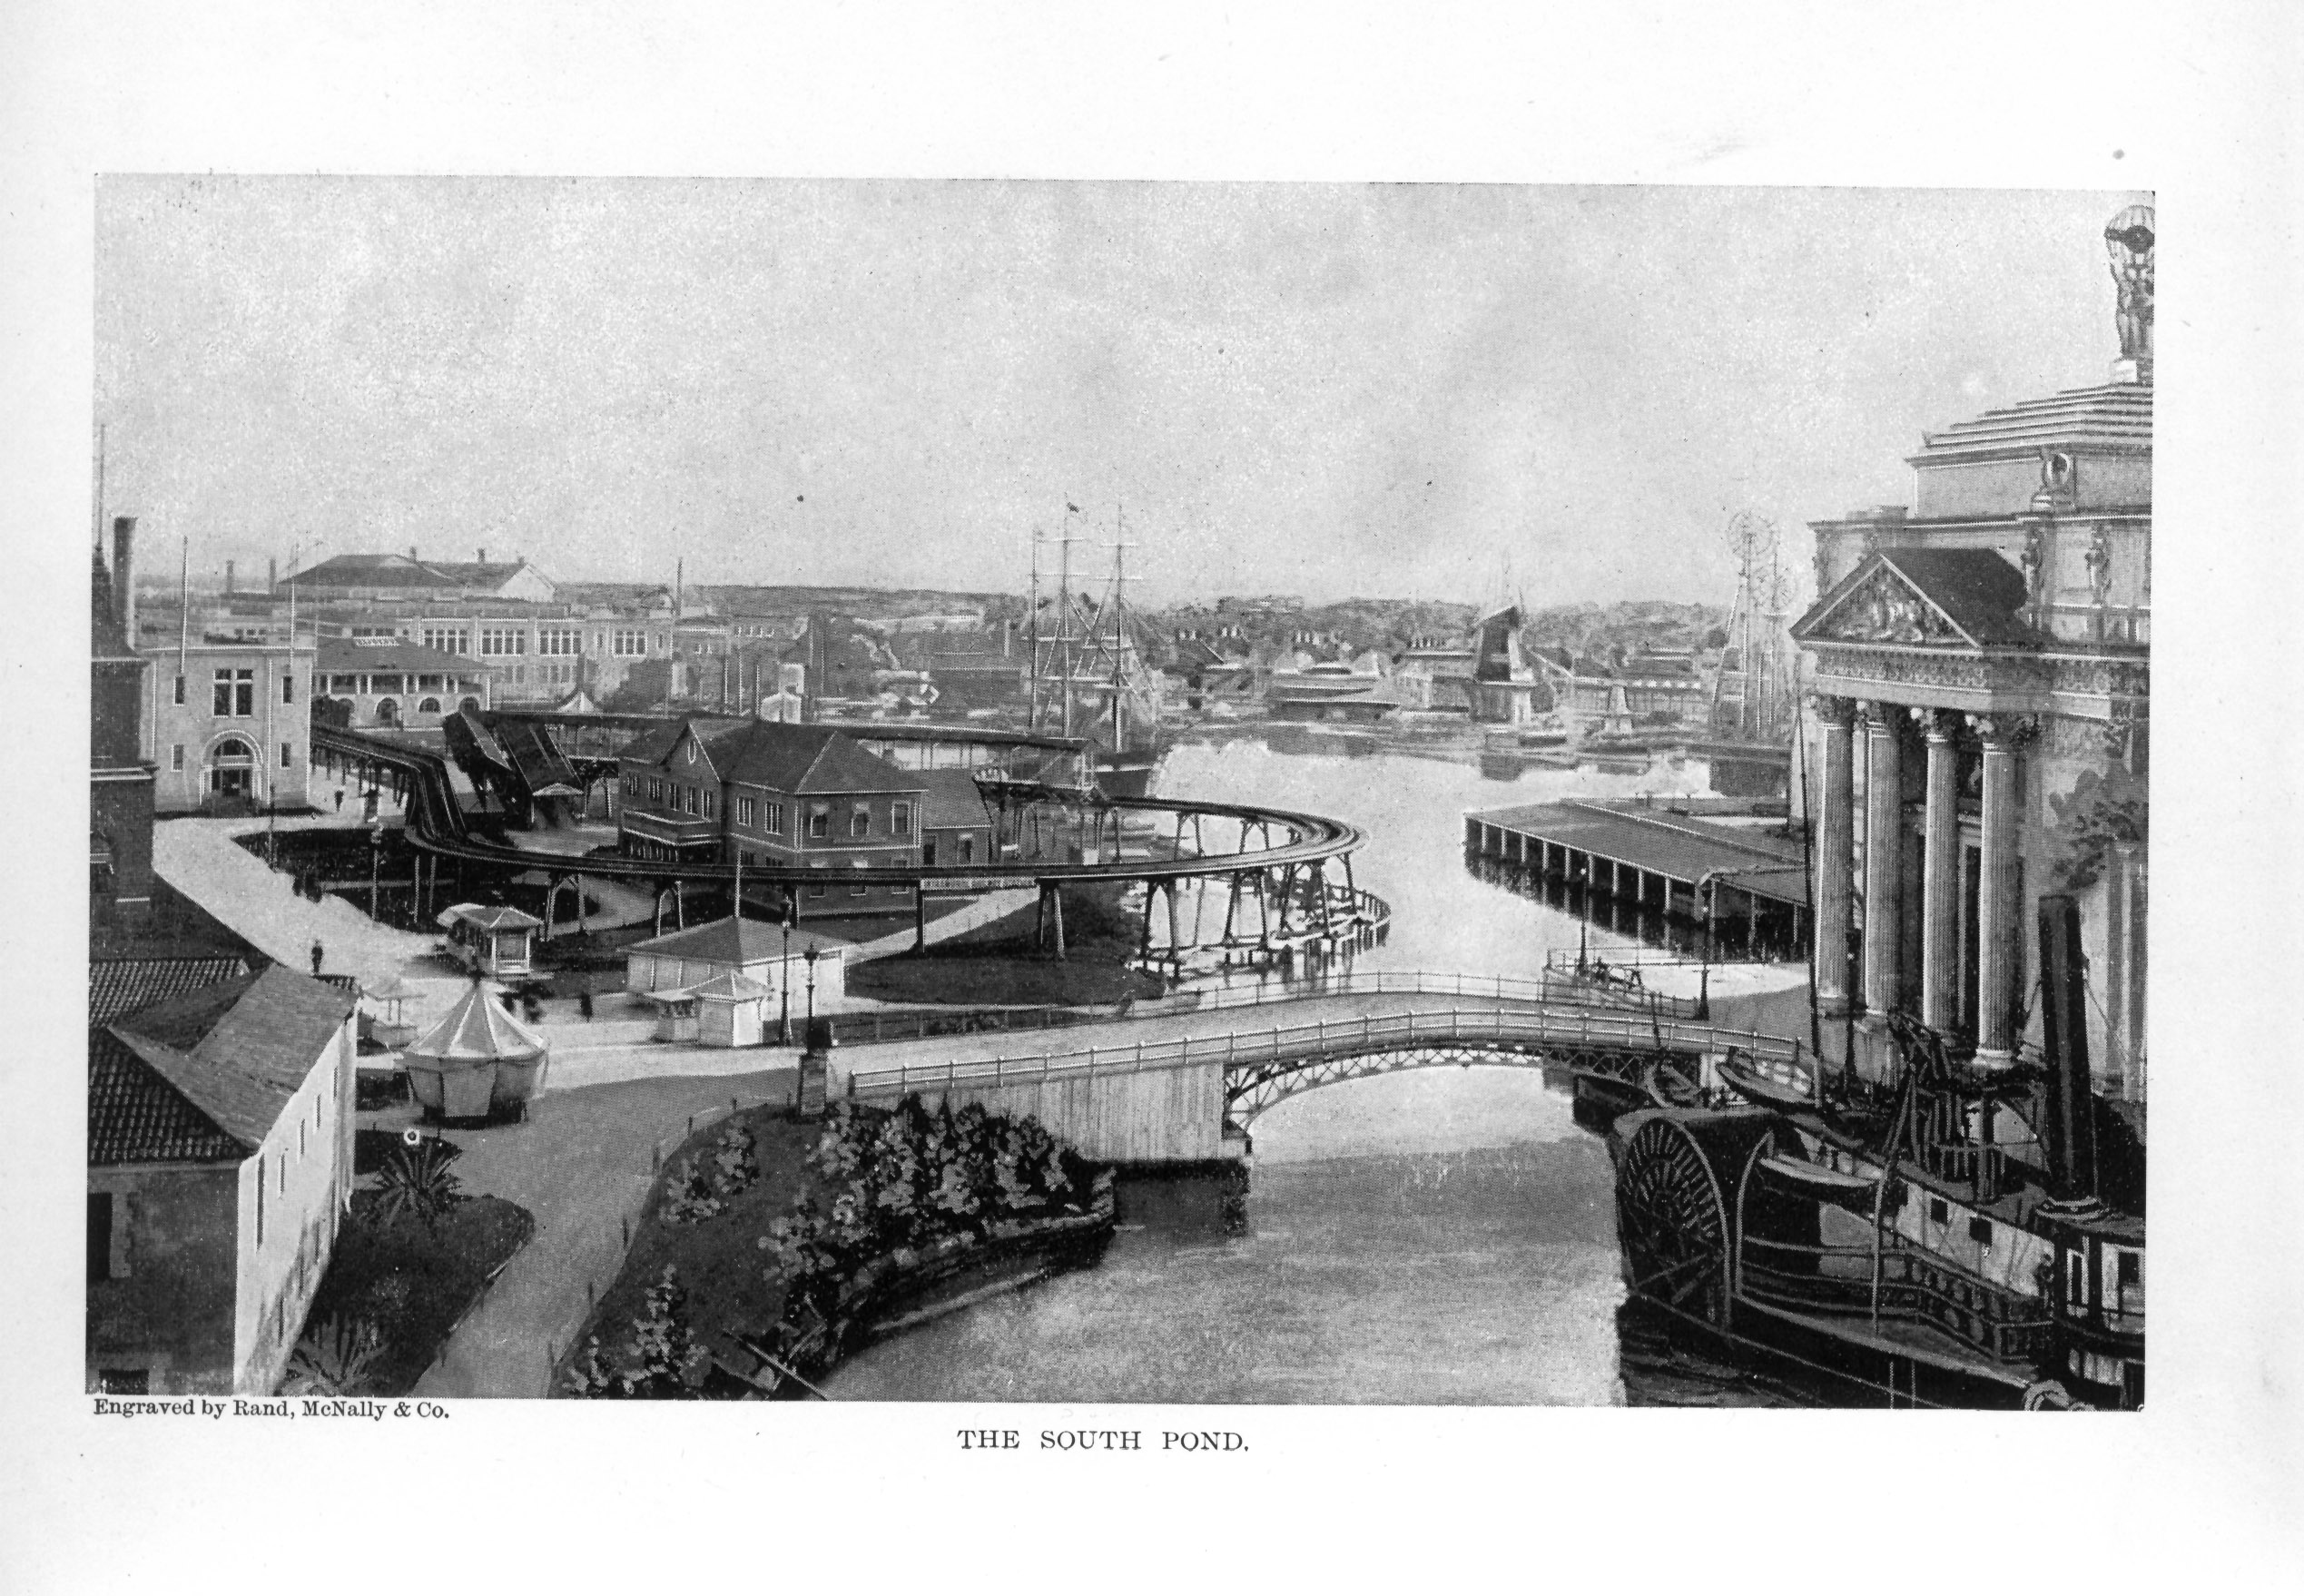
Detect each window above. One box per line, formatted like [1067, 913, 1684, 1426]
[281, 672, 295, 704]
[418, 697, 440, 714]
[479, 626, 527, 656]
[624, 775, 638, 798]
[960, 834, 975, 864]
[702, 789, 716, 820]
[852, 881, 869, 896]
[808, 810, 830, 840]
[1967, 1217, 1993, 1248]
[647, 778, 663, 803]
[421, 626, 470, 655]
[214, 667, 254, 717]
[736, 795, 754, 827]
[172, 675, 185, 704]
[281, 742, 294, 768]
[891, 802, 912, 835]
[171, 744, 184, 771]
[850, 808, 871, 838]
[88, 1192, 113, 1282]
[1927, 1197, 1949, 1227]
[2066, 1248, 2088, 1306]
[329, 674, 361, 694]
[922, 837, 937, 866]
[538, 627, 581, 655]
[765, 802, 785, 834]
[808, 881, 827, 898]
[256, 1163, 265, 1246]
[614, 628, 647, 657]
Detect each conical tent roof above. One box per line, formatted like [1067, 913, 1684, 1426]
[405, 980, 547, 1064]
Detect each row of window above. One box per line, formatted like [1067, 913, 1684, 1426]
[174, 668, 297, 716]
[620, 774, 914, 841]
[169, 740, 296, 771]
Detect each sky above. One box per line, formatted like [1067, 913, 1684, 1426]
[95, 179, 2141, 609]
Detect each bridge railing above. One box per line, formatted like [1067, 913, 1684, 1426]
[1120, 965, 1699, 1021]
[847, 1002, 1805, 1099]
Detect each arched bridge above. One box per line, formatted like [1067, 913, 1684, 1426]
[841, 971, 1808, 1164]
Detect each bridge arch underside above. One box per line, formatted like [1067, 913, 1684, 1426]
[1225, 1039, 1702, 1128]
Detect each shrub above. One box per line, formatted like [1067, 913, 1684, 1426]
[618, 1266, 706, 1397]
[659, 1157, 726, 1225]
[710, 1121, 759, 1197]
[372, 1138, 468, 1236]
[281, 1316, 386, 1397]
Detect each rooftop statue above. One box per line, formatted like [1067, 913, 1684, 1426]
[2104, 203, 2155, 369]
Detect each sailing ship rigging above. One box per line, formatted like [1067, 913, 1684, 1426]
[1024, 508, 1165, 796]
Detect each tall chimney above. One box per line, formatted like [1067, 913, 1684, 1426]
[478, 547, 487, 565]
[2037, 894, 2099, 1200]
[225, 559, 235, 595]
[111, 516, 136, 640]
[269, 557, 278, 594]
[410, 545, 418, 561]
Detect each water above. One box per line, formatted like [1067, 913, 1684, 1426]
[821, 733, 1808, 1405]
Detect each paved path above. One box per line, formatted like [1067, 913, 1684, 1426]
[843, 886, 1039, 963]
[409, 1068, 793, 1399]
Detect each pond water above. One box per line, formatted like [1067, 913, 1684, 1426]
[822, 734, 1819, 1406]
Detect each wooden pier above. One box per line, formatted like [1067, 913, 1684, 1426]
[1466, 799, 1811, 958]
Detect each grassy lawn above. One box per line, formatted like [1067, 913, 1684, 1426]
[302, 1191, 534, 1397]
[550, 1108, 819, 1395]
[847, 882, 1163, 1008]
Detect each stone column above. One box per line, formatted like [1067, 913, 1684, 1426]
[1861, 702, 1904, 1018]
[1812, 696, 1856, 1017]
[1921, 710, 1964, 1033]
[1972, 716, 2030, 1063]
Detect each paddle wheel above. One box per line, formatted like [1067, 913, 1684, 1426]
[1613, 1111, 1770, 1331]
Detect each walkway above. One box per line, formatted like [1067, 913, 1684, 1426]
[837, 972, 1807, 1096]
[409, 1067, 792, 1399]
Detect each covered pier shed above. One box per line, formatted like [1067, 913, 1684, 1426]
[1466, 798, 1810, 957]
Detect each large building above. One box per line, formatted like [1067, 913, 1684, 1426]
[313, 638, 491, 731]
[88, 961, 359, 1395]
[1790, 204, 2151, 1097]
[615, 717, 932, 913]
[281, 549, 557, 604]
[143, 637, 319, 813]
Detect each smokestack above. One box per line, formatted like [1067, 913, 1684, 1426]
[225, 559, 235, 596]
[410, 545, 418, 561]
[2037, 894, 2099, 1200]
[478, 547, 487, 565]
[269, 557, 278, 594]
[111, 516, 136, 641]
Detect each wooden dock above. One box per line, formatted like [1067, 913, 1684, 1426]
[1465, 799, 1810, 956]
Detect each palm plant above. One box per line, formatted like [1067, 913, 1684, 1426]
[373, 1136, 467, 1236]
[281, 1316, 386, 1396]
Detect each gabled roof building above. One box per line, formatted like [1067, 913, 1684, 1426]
[88, 963, 358, 1396]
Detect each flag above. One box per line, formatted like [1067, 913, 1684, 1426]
[1066, 502, 1079, 513]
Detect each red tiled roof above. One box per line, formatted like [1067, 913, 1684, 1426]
[89, 1029, 248, 1166]
[89, 957, 253, 1025]
[109, 966, 353, 1149]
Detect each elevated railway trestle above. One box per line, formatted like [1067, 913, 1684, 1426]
[310, 722, 1383, 961]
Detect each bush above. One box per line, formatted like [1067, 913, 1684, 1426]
[563, 1266, 712, 1398]
[659, 1158, 725, 1225]
[710, 1121, 759, 1197]
[281, 1316, 387, 1397]
[373, 1137, 468, 1236]
[756, 1095, 1097, 1325]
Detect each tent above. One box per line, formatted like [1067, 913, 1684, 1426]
[402, 979, 550, 1120]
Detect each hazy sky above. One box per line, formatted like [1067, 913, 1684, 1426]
[96, 179, 2139, 608]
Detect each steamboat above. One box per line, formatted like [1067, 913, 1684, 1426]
[1607, 894, 2144, 1409]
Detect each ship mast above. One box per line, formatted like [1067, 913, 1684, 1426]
[1027, 528, 1042, 729]
[1057, 517, 1075, 739]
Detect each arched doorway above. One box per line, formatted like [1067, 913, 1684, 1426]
[418, 696, 442, 715]
[209, 735, 257, 803]
[376, 697, 401, 728]
[458, 696, 480, 714]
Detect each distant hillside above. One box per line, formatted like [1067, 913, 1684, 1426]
[1142, 594, 1723, 662]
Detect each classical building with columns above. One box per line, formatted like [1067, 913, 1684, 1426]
[1792, 204, 2151, 1098]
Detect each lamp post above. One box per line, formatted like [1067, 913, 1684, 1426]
[803, 946, 820, 1033]
[771, 899, 793, 1044]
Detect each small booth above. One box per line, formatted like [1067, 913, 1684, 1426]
[402, 979, 550, 1122]
[436, 903, 544, 979]
[691, 970, 773, 1048]
[637, 988, 700, 1043]
[362, 973, 423, 1050]
[623, 915, 849, 1011]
